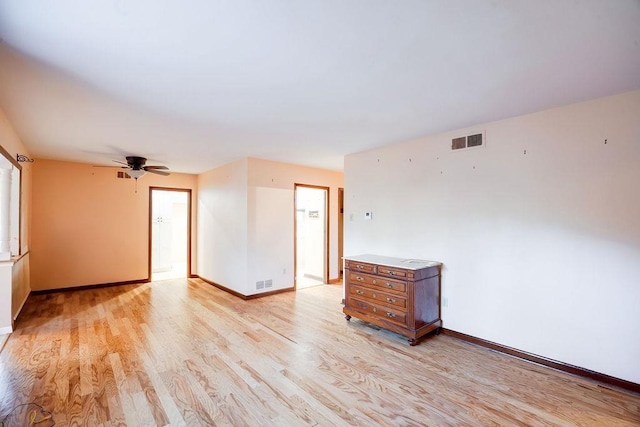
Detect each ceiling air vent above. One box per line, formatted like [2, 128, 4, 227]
[451, 131, 485, 151]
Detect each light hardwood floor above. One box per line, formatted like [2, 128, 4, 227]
[1, 278, 638, 426]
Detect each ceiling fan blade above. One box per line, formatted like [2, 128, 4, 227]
[113, 160, 130, 166]
[144, 165, 169, 170]
[145, 168, 171, 176]
[93, 165, 128, 169]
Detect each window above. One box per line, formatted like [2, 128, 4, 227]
[0, 145, 21, 260]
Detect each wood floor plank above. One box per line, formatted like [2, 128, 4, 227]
[109, 352, 142, 426]
[0, 279, 638, 426]
[137, 349, 186, 427]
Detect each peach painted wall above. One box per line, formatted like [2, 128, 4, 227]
[345, 90, 640, 383]
[31, 159, 197, 290]
[0, 108, 32, 331]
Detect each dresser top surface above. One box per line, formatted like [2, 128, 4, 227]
[344, 254, 441, 270]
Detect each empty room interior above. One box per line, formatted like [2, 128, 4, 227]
[0, 1, 639, 425]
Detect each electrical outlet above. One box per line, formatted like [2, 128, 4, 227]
[364, 211, 372, 220]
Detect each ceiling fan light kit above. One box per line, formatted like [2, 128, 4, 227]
[126, 169, 145, 179]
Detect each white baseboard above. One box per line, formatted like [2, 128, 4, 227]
[0, 326, 12, 334]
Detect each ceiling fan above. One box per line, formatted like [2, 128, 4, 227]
[113, 156, 171, 179]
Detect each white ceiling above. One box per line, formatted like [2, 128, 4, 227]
[0, 0, 639, 174]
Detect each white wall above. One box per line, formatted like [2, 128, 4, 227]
[344, 90, 640, 384]
[0, 263, 11, 333]
[198, 157, 343, 296]
[197, 159, 249, 292]
[247, 158, 343, 294]
[248, 185, 293, 294]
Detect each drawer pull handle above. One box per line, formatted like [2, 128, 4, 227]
[372, 279, 377, 284]
[356, 290, 364, 295]
[386, 283, 394, 289]
[386, 297, 395, 303]
[389, 271, 395, 276]
[386, 312, 396, 318]
[356, 276, 364, 282]
[372, 307, 377, 313]
[356, 264, 364, 269]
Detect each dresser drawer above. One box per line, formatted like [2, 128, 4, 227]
[349, 272, 407, 294]
[349, 297, 407, 325]
[348, 271, 377, 286]
[377, 265, 408, 279]
[346, 260, 376, 274]
[350, 285, 407, 309]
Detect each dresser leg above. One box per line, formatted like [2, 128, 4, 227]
[345, 315, 351, 321]
[408, 338, 417, 346]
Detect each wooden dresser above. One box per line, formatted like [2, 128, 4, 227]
[343, 254, 442, 345]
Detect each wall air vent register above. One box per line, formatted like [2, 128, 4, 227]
[452, 131, 485, 150]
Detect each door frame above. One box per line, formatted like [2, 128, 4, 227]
[148, 187, 192, 281]
[338, 187, 344, 280]
[293, 183, 330, 289]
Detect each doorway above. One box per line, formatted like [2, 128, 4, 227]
[149, 188, 191, 281]
[294, 184, 329, 289]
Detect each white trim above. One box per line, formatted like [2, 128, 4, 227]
[0, 326, 12, 334]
